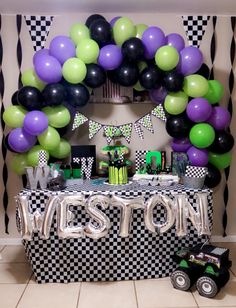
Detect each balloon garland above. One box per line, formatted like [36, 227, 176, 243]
[2, 14, 234, 188]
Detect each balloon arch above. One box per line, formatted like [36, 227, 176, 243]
[3, 14, 234, 188]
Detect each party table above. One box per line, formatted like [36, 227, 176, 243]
[16, 180, 213, 283]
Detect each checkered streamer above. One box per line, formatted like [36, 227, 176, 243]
[138, 114, 154, 134]
[81, 157, 94, 179]
[135, 150, 148, 172]
[24, 15, 54, 51]
[38, 150, 48, 167]
[73, 158, 80, 165]
[185, 166, 208, 178]
[182, 15, 210, 47]
[103, 125, 118, 144]
[89, 120, 102, 140]
[119, 123, 132, 143]
[72, 112, 88, 131]
[151, 105, 166, 122]
[134, 122, 144, 140]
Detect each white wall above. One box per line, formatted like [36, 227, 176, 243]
[0, 13, 235, 240]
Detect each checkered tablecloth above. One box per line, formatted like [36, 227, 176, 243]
[18, 180, 213, 283]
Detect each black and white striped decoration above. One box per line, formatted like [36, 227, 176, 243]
[182, 15, 210, 47]
[24, 15, 54, 51]
[209, 16, 217, 80]
[81, 157, 94, 179]
[223, 17, 236, 237]
[0, 15, 9, 233]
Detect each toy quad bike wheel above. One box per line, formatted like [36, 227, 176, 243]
[196, 274, 218, 298]
[170, 267, 194, 291]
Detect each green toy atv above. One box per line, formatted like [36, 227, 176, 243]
[170, 244, 232, 298]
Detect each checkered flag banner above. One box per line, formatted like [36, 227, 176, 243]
[185, 166, 208, 178]
[38, 150, 47, 167]
[72, 112, 88, 131]
[81, 157, 94, 179]
[138, 114, 154, 134]
[103, 125, 118, 144]
[182, 15, 210, 47]
[151, 105, 167, 122]
[89, 120, 102, 140]
[24, 15, 54, 51]
[134, 122, 144, 140]
[119, 123, 133, 143]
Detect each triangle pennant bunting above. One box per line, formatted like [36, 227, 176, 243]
[103, 125, 118, 144]
[24, 15, 54, 51]
[119, 123, 133, 143]
[72, 112, 88, 131]
[182, 15, 210, 47]
[151, 105, 167, 122]
[138, 114, 154, 134]
[89, 120, 102, 139]
[134, 122, 144, 140]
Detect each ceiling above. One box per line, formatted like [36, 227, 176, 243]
[1, 0, 236, 15]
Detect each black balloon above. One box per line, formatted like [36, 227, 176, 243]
[196, 63, 210, 79]
[56, 124, 70, 137]
[208, 131, 234, 154]
[204, 163, 222, 188]
[162, 70, 184, 92]
[42, 83, 67, 106]
[84, 64, 106, 88]
[115, 62, 139, 87]
[11, 90, 19, 105]
[122, 38, 145, 62]
[85, 14, 106, 28]
[17, 86, 43, 110]
[66, 84, 90, 108]
[107, 70, 118, 84]
[90, 19, 112, 47]
[166, 114, 192, 138]
[139, 65, 162, 89]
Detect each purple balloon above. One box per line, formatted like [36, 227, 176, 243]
[179, 46, 203, 76]
[23, 111, 48, 136]
[49, 35, 76, 64]
[142, 26, 166, 59]
[171, 137, 192, 152]
[187, 146, 208, 167]
[110, 16, 121, 27]
[34, 54, 62, 83]
[33, 49, 49, 65]
[8, 128, 36, 153]
[98, 44, 123, 70]
[207, 106, 231, 131]
[149, 87, 167, 104]
[186, 98, 212, 122]
[166, 33, 185, 52]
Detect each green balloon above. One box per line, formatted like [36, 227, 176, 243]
[133, 80, 144, 91]
[204, 80, 224, 104]
[3, 105, 27, 128]
[49, 138, 71, 159]
[138, 61, 148, 72]
[113, 17, 136, 46]
[155, 46, 179, 71]
[189, 123, 215, 148]
[209, 151, 232, 169]
[42, 105, 71, 128]
[183, 74, 209, 98]
[27, 145, 49, 167]
[135, 23, 148, 39]
[62, 57, 87, 84]
[11, 153, 28, 175]
[76, 39, 99, 64]
[21, 68, 45, 91]
[164, 91, 188, 115]
[38, 126, 60, 151]
[69, 23, 90, 45]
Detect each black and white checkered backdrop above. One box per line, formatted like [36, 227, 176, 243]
[18, 182, 213, 283]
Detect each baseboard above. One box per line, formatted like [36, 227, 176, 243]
[211, 235, 236, 243]
[0, 238, 22, 245]
[0, 236, 236, 245]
